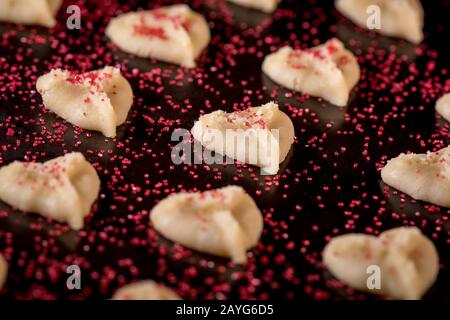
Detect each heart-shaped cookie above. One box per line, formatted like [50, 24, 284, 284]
[262, 38, 360, 106]
[323, 227, 439, 300]
[112, 280, 180, 300]
[0, 254, 7, 290]
[381, 146, 450, 207]
[436, 93, 450, 122]
[0, 0, 62, 28]
[106, 4, 210, 68]
[335, 0, 424, 44]
[191, 102, 295, 175]
[36, 67, 133, 138]
[226, 0, 280, 13]
[0, 152, 100, 230]
[150, 186, 263, 264]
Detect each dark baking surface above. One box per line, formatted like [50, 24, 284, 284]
[0, 0, 449, 300]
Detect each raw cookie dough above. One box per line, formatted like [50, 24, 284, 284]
[0, 0, 62, 27]
[435, 93, 450, 122]
[262, 38, 360, 106]
[150, 186, 263, 264]
[335, 0, 424, 44]
[226, 0, 280, 13]
[112, 280, 181, 300]
[36, 66, 133, 138]
[0, 254, 7, 290]
[0, 152, 100, 230]
[106, 4, 210, 68]
[191, 102, 295, 175]
[381, 145, 450, 207]
[323, 227, 439, 300]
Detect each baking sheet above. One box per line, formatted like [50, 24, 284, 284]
[0, 0, 449, 300]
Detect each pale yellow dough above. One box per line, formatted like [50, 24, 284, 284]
[112, 280, 181, 300]
[0, 0, 62, 27]
[436, 93, 450, 122]
[0, 254, 7, 290]
[226, 0, 280, 13]
[0, 152, 100, 230]
[381, 146, 450, 207]
[335, 0, 424, 44]
[36, 67, 133, 138]
[323, 227, 439, 300]
[150, 186, 263, 264]
[262, 38, 360, 106]
[106, 5, 210, 68]
[191, 102, 295, 175]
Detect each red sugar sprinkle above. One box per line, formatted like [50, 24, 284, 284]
[133, 14, 169, 40]
[133, 24, 168, 40]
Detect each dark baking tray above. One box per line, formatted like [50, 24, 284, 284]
[0, 0, 449, 300]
